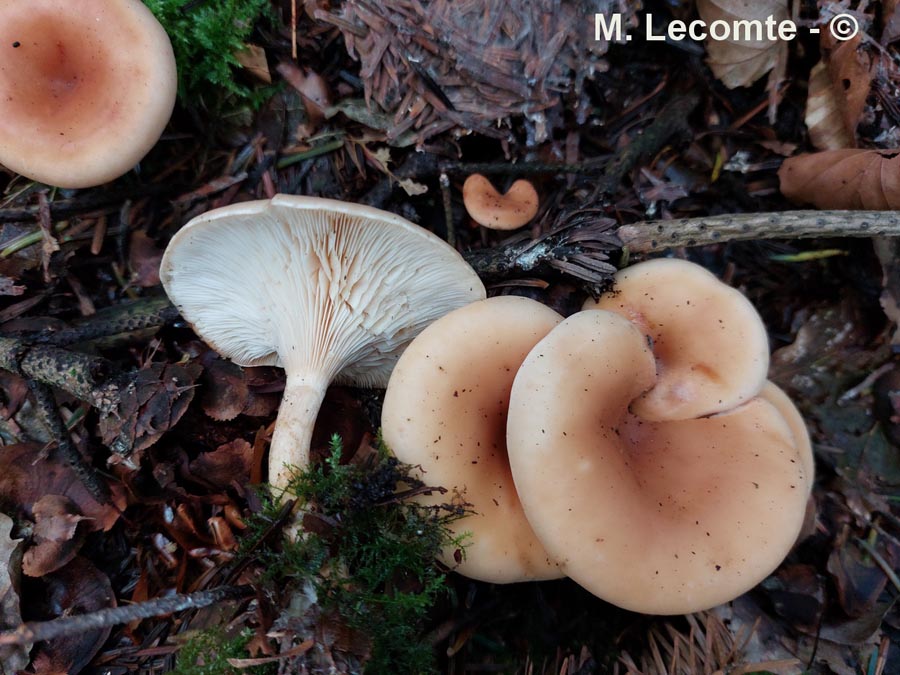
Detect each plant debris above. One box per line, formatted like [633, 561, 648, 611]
[0, 0, 899, 672]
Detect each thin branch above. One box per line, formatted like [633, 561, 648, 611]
[0, 585, 255, 647]
[618, 210, 900, 253]
[28, 380, 111, 504]
[33, 295, 179, 346]
[0, 338, 120, 412]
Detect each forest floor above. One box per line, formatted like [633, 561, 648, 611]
[0, 0, 899, 673]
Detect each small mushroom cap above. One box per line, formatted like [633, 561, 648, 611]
[507, 310, 809, 615]
[0, 0, 177, 188]
[759, 381, 815, 495]
[382, 296, 564, 583]
[584, 259, 769, 421]
[462, 174, 539, 230]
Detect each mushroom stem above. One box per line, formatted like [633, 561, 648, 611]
[268, 373, 329, 497]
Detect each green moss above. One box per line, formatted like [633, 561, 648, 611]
[172, 628, 272, 675]
[254, 435, 468, 674]
[142, 0, 273, 107]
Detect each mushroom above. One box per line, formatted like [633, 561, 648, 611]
[506, 310, 811, 615]
[382, 296, 564, 582]
[583, 258, 770, 421]
[160, 195, 485, 493]
[462, 174, 539, 230]
[759, 381, 815, 495]
[0, 0, 177, 188]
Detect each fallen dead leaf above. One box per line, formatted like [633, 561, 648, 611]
[697, 0, 789, 88]
[778, 148, 900, 209]
[818, 32, 873, 145]
[23, 495, 88, 577]
[201, 354, 250, 422]
[277, 61, 331, 131]
[805, 60, 854, 150]
[188, 438, 253, 490]
[200, 354, 280, 421]
[235, 43, 272, 83]
[128, 231, 164, 288]
[29, 556, 115, 675]
[0, 443, 123, 533]
[100, 361, 202, 456]
[0, 513, 28, 674]
[883, 0, 900, 43]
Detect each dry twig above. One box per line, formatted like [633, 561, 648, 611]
[618, 210, 900, 253]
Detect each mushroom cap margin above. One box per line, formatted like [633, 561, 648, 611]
[382, 295, 565, 583]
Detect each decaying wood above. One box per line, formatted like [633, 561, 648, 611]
[32, 295, 179, 347]
[27, 380, 111, 504]
[0, 338, 119, 413]
[618, 210, 900, 253]
[465, 209, 620, 292]
[0, 585, 255, 647]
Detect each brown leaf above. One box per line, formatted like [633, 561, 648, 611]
[100, 361, 202, 455]
[0, 443, 123, 533]
[697, 0, 789, 88]
[201, 354, 250, 422]
[820, 33, 872, 141]
[805, 60, 854, 150]
[883, 0, 900, 43]
[235, 43, 271, 83]
[188, 439, 253, 490]
[0, 513, 28, 674]
[277, 61, 331, 130]
[199, 355, 280, 421]
[23, 495, 88, 578]
[30, 557, 115, 675]
[778, 149, 900, 209]
[128, 231, 163, 288]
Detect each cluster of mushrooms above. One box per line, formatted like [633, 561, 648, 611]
[161, 195, 814, 617]
[0, 0, 813, 618]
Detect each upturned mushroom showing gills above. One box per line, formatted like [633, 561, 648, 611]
[160, 195, 486, 494]
[583, 258, 770, 421]
[382, 296, 564, 583]
[0, 0, 177, 188]
[507, 311, 813, 615]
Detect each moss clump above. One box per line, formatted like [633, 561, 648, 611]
[142, 0, 272, 106]
[172, 628, 272, 675]
[258, 435, 467, 674]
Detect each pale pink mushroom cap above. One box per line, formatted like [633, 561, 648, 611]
[759, 381, 815, 495]
[584, 259, 770, 421]
[507, 310, 810, 615]
[160, 195, 485, 493]
[462, 174, 539, 230]
[382, 296, 564, 583]
[0, 0, 177, 188]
